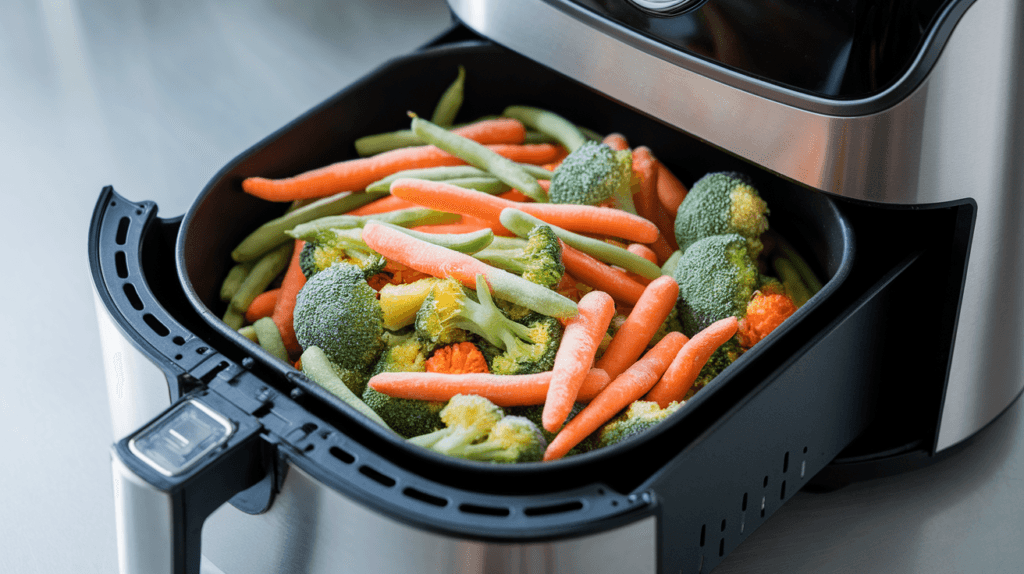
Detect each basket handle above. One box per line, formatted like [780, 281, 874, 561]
[110, 391, 268, 574]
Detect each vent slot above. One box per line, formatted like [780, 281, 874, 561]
[403, 487, 448, 507]
[115, 217, 130, 245]
[780, 480, 787, 500]
[523, 501, 583, 516]
[123, 283, 144, 311]
[741, 493, 748, 511]
[329, 446, 354, 464]
[359, 465, 396, 487]
[718, 539, 725, 557]
[783, 451, 790, 473]
[143, 313, 169, 337]
[459, 503, 510, 517]
[700, 524, 706, 547]
[115, 251, 128, 278]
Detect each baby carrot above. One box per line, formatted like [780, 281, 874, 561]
[656, 160, 688, 217]
[633, 146, 679, 252]
[361, 221, 578, 318]
[242, 142, 562, 202]
[390, 178, 660, 244]
[560, 242, 647, 306]
[627, 243, 658, 265]
[367, 368, 611, 406]
[244, 287, 280, 324]
[271, 240, 307, 358]
[595, 275, 680, 380]
[645, 316, 739, 408]
[543, 290, 617, 432]
[602, 133, 629, 151]
[544, 332, 687, 460]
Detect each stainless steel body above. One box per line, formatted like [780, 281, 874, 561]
[447, 0, 1024, 451]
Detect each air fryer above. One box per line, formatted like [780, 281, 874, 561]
[90, 1, 1024, 572]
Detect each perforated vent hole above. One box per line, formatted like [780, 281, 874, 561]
[403, 487, 448, 507]
[459, 503, 510, 517]
[173, 336, 185, 346]
[524, 501, 583, 516]
[143, 314, 169, 337]
[329, 446, 354, 464]
[359, 465, 395, 487]
[115, 217, 130, 245]
[123, 284, 144, 311]
[115, 251, 128, 278]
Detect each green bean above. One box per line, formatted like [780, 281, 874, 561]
[411, 115, 547, 202]
[524, 131, 557, 144]
[772, 257, 812, 307]
[776, 239, 823, 295]
[219, 260, 256, 302]
[287, 207, 459, 242]
[353, 130, 421, 157]
[222, 308, 245, 330]
[660, 249, 683, 277]
[373, 221, 494, 254]
[253, 317, 290, 363]
[231, 191, 387, 262]
[237, 325, 259, 343]
[500, 208, 663, 280]
[229, 241, 293, 314]
[502, 105, 588, 153]
[365, 166, 494, 192]
[430, 65, 465, 128]
[518, 163, 555, 180]
[301, 346, 391, 430]
[441, 177, 510, 194]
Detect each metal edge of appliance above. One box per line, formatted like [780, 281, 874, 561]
[446, 0, 1024, 454]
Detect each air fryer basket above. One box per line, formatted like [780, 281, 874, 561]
[176, 39, 855, 489]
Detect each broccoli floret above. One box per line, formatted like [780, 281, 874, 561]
[415, 276, 563, 375]
[473, 225, 565, 288]
[673, 234, 759, 336]
[410, 395, 546, 463]
[370, 331, 428, 376]
[408, 394, 504, 450]
[293, 262, 386, 371]
[596, 401, 682, 448]
[297, 227, 382, 278]
[508, 402, 593, 456]
[361, 332, 445, 438]
[361, 387, 445, 439]
[548, 141, 636, 213]
[674, 172, 769, 258]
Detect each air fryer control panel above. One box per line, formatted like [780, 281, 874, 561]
[568, 0, 953, 97]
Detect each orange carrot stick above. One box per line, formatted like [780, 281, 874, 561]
[244, 288, 280, 324]
[346, 195, 419, 216]
[390, 178, 659, 243]
[627, 243, 658, 265]
[602, 133, 629, 151]
[656, 160, 688, 217]
[645, 316, 739, 407]
[367, 368, 611, 406]
[242, 143, 563, 202]
[560, 242, 647, 306]
[595, 275, 680, 380]
[633, 146, 679, 252]
[544, 332, 687, 460]
[543, 291, 616, 432]
[361, 221, 578, 318]
[271, 240, 306, 358]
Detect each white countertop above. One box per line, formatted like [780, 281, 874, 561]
[2, 1, 1021, 572]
